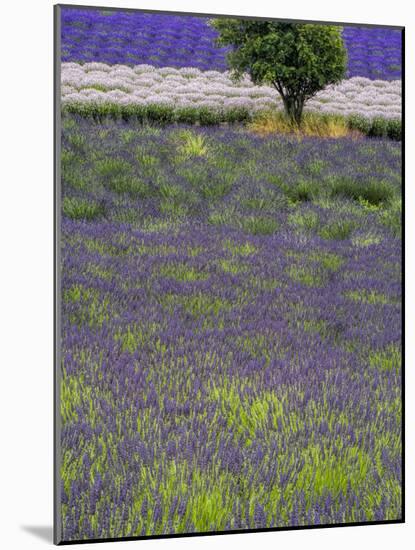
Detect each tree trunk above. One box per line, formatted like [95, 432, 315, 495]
[282, 96, 304, 126]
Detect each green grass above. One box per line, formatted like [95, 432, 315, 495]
[287, 265, 324, 287]
[288, 210, 320, 232]
[120, 129, 137, 144]
[162, 292, 231, 319]
[352, 233, 382, 247]
[380, 198, 402, 237]
[345, 289, 391, 305]
[329, 177, 395, 206]
[176, 130, 209, 158]
[95, 158, 133, 179]
[219, 259, 248, 275]
[309, 251, 344, 271]
[105, 175, 151, 197]
[284, 180, 318, 203]
[369, 345, 401, 374]
[241, 216, 279, 236]
[200, 178, 233, 200]
[62, 197, 105, 221]
[319, 220, 356, 240]
[64, 284, 111, 327]
[67, 132, 87, 152]
[158, 263, 208, 282]
[223, 241, 257, 256]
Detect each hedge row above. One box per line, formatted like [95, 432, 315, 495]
[347, 114, 402, 141]
[62, 102, 253, 125]
[61, 102, 402, 140]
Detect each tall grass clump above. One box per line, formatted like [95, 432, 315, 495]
[242, 216, 279, 235]
[249, 111, 351, 138]
[319, 219, 356, 240]
[329, 177, 395, 206]
[380, 197, 402, 237]
[177, 130, 209, 159]
[63, 197, 105, 221]
[283, 180, 319, 203]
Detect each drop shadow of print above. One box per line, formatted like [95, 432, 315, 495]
[21, 525, 53, 544]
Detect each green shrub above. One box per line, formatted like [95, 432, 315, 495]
[347, 114, 371, 134]
[175, 107, 199, 124]
[387, 119, 402, 141]
[369, 117, 388, 138]
[145, 104, 175, 124]
[198, 107, 221, 126]
[224, 107, 251, 124]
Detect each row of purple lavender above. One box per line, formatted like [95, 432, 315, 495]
[60, 8, 402, 81]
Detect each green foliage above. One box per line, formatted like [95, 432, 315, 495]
[386, 119, 402, 141]
[158, 263, 208, 282]
[346, 289, 389, 305]
[211, 20, 347, 124]
[347, 114, 371, 135]
[329, 176, 395, 206]
[242, 216, 279, 235]
[106, 176, 151, 197]
[175, 106, 199, 124]
[287, 265, 324, 287]
[310, 251, 344, 271]
[380, 198, 402, 237]
[177, 130, 209, 158]
[369, 117, 389, 138]
[61, 104, 401, 141]
[284, 180, 318, 203]
[369, 345, 401, 374]
[95, 157, 133, 179]
[120, 129, 136, 144]
[145, 103, 176, 124]
[67, 132, 87, 152]
[288, 210, 319, 231]
[198, 107, 221, 126]
[223, 107, 251, 124]
[62, 197, 105, 221]
[219, 259, 248, 274]
[200, 177, 233, 200]
[347, 114, 402, 141]
[319, 219, 356, 240]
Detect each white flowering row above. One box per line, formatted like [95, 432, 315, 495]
[61, 62, 401, 120]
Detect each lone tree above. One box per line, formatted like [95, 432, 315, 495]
[211, 20, 347, 125]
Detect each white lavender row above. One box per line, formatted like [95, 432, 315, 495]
[61, 62, 401, 120]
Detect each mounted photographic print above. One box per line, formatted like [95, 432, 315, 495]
[54, 4, 404, 544]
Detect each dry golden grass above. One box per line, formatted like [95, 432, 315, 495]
[249, 111, 363, 139]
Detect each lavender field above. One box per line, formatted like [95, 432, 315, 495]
[61, 9, 402, 80]
[58, 7, 402, 544]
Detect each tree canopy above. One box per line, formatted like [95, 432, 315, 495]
[211, 20, 347, 124]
